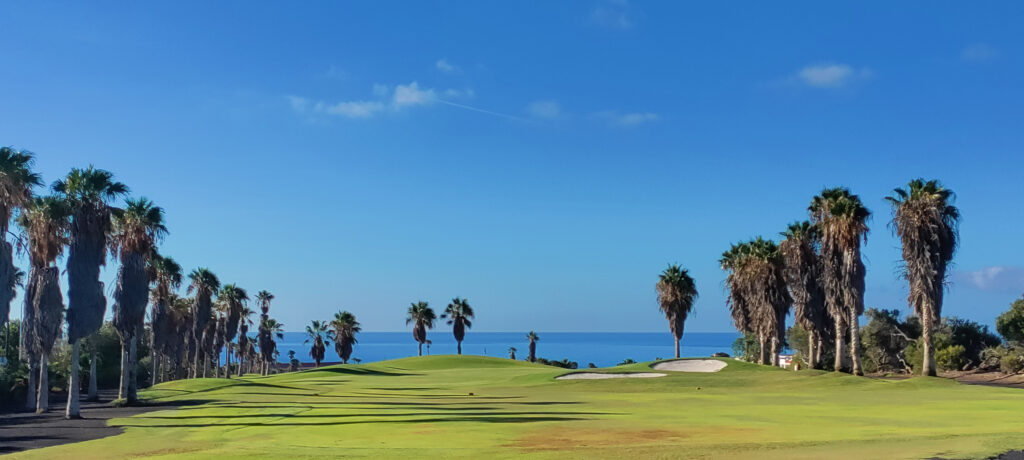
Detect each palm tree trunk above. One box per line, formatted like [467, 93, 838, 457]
[922, 306, 936, 376]
[418, 342, 423, 357]
[834, 317, 845, 372]
[66, 340, 81, 418]
[192, 345, 201, 379]
[25, 359, 37, 411]
[225, 347, 232, 378]
[770, 336, 779, 367]
[457, 341, 462, 355]
[151, 347, 159, 387]
[815, 336, 825, 366]
[807, 332, 817, 369]
[849, 309, 863, 376]
[757, 334, 766, 365]
[36, 355, 48, 413]
[87, 351, 98, 401]
[128, 337, 138, 403]
[674, 336, 680, 359]
[118, 341, 129, 400]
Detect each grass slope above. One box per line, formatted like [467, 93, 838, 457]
[8, 355, 1024, 459]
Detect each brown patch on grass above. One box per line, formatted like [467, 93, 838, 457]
[510, 427, 690, 450]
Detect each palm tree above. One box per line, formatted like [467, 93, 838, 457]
[110, 198, 166, 403]
[526, 331, 539, 362]
[721, 243, 755, 344]
[53, 166, 127, 417]
[656, 264, 698, 359]
[217, 283, 248, 377]
[441, 298, 475, 355]
[329, 311, 361, 364]
[255, 290, 275, 375]
[720, 238, 791, 365]
[237, 304, 255, 375]
[187, 268, 220, 378]
[260, 317, 284, 374]
[886, 179, 960, 376]
[780, 221, 828, 369]
[810, 188, 871, 375]
[17, 196, 70, 413]
[406, 301, 435, 357]
[508, 347, 517, 360]
[148, 255, 182, 385]
[305, 320, 330, 367]
[0, 147, 41, 330]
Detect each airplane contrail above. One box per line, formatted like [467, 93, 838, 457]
[435, 99, 526, 122]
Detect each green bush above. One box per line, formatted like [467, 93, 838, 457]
[1001, 353, 1024, 374]
[935, 345, 966, 371]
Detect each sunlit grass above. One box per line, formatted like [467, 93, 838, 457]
[9, 355, 1024, 459]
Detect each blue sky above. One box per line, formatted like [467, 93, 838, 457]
[1, 2, 1022, 333]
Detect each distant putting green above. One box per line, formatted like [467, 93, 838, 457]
[9, 356, 1024, 459]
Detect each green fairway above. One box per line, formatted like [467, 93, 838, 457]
[10, 356, 1024, 459]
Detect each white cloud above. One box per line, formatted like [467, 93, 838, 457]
[954, 266, 1024, 291]
[320, 100, 385, 118]
[591, 0, 634, 30]
[288, 81, 487, 119]
[962, 43, 998, 62]
[796, 63, 873, 88]
[527, 100, 561, 119]
[595, 110, 658, 126]
[392, 82, 436, 107]
[436, 58, 460, 73]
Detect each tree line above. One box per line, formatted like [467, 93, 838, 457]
[657, 180, 961, 376]
[0, 147, 290, 418]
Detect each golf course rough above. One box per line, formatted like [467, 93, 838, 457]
[9, 355, 1024, 459]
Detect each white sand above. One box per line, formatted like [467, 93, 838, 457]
[556, 372, 667, 380]
[651, 359, 727, 373]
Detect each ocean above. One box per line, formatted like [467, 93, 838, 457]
[272, 331, 739, 368]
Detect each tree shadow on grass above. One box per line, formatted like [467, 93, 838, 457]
[117, 415, 591, 428]
[308, 367, 419, 377]
[134, 410, 613, 420]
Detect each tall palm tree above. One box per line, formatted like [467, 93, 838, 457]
[218, 283, 248, 377]
[508, 347, 517, 360]
[17, 196, 70, 413]
[329, 311, 361, 364]
[886, 179, 960, 376]
[259, 317, 284, 374]
[237, 304, 255, 374]
[406, 301, 435, 357]
[53, 166, 127, 417]
[780, 221, 828, 369]
[187, 268, 220, 378]
[526, 331, 539, 363]
[149, 255, 182, 385]
[656, 264, 698, 359]
[720, 239, 790, 365]
[305, 320, 330, 367]
[811, 188, 871, 375]
[255, 290, 275, 375]
[110, 198, 166, 403]
[0, 147, 41, 329]
[441, 298, 475, 355]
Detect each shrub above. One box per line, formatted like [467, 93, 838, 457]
[935, 345, 966, 371]
[996, 296, 1024, 343]
[617, 359, 636, 366]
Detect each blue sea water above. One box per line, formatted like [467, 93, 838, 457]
[273, 332, 739, 368]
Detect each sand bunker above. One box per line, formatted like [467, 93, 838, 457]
[556, 372, 667, 380]
[651, 359, 727, 373]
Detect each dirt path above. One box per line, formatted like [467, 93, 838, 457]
[0, 390, 191, 454]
